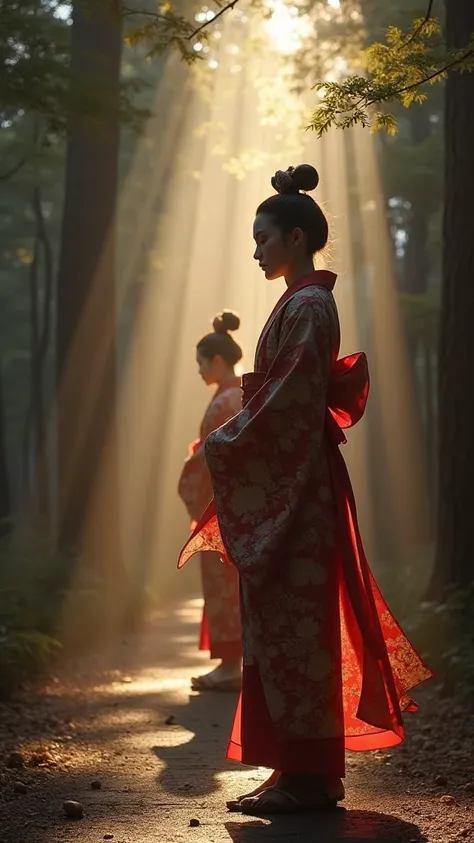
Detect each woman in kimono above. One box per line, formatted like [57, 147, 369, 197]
[178, 311, 242, 692]
[179, 165, 433, 812]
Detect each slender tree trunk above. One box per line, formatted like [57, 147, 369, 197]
[429, 0, 474, 595]
[31, 184, 54, 526]
[55, 2, 128, 630]
[28, 186, 51, 526]
[403, 107, 432, 296]
[0, 372, 11, 536]
[404, 209, 429, 295]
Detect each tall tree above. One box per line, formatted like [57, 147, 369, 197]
[55, 1, 124, 597]
[429, 0, 474, 593]
[0, 373, 11, 534]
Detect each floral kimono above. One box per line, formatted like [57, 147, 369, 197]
[179, 270, 433, 775]
[178, 378, 242, 660]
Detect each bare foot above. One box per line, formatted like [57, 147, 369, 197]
[191, 660, 241, 691]
[238, 774, 345, 816]
[226, 770, 280, 810]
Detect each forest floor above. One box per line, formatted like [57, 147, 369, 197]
[0, 599, 474, 843]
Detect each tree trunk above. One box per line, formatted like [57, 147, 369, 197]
[403, 108, 431, 295]
[29, 185, 52, 527]
[56, 1, 128, 630]
[429, 0, 474, 594]
[404, 209, 429, 295]
[0, 372, 11, 536]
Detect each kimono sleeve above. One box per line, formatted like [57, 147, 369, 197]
[204, 294, 335, 585]
[178, 440, 212, 524]
[178, 389, 241, 523]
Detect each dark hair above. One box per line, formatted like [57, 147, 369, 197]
[197, 310, 243, 367]
[256, 164, 328, 255]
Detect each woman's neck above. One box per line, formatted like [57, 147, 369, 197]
[215, 369, 236, 388]
[284, 259, 315, 289]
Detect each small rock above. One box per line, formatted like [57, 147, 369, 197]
[91, 779, 102, 790]
[13, 782, 27, 794]
[165, 716, 175, 726]
[6, 752, 25, 769]
[189, 819, 200, 828]
[464, 782, 474, 793]
[63, 800, 84, 819]
[440, 795, 456, 806]
[121, 676, 132, 684]
[30, 749, 53, 766]
[459, 830, 470, 839]
[436, 775, 448, 786]
[104, 835, 114, 840]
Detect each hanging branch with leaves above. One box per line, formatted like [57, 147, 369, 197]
[308, 2, 474, 136]
[121, 0, 240, 61]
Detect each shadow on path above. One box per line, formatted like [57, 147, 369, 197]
[226, 808, 427, 842]
[153, 688, 244, 797]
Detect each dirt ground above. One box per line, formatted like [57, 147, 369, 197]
[1, 598, 474, 843]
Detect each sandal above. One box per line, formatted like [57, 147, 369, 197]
[191, 673, 241, 692]
[227, 771, 281, 811]
[236, 785, 341, 816]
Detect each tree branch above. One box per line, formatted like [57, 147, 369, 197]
[121, 0, 240, 41]
[365, 46, 474, 107]
[311, 43, 474, 135]
[402, 0, 435, 48]
[189, 0, 239, 40]
[121, 6, 166, 20]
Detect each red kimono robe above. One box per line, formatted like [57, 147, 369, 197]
[178, 271, 433, 776]
[178, 378, 242, 661]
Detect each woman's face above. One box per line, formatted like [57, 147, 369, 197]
[197, 351, 224, 386]
[253, 212, 305, 280]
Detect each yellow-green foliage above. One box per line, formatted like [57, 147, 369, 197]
[309, 16, 474, 135]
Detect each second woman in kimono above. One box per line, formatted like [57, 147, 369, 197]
[178, 311, 242, 691]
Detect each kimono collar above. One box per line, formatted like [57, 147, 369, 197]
[258, 270, 337, 354]
[273, 270, 336, 319]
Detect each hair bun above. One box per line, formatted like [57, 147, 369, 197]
[212, 310, 241, 334]
[271, 164, 319, 195]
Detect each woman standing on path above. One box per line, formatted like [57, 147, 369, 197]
[178, 311, 243, 692]
[179, 165, 433, 812]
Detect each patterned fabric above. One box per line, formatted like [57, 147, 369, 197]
[178, 378, 242, 525]
[178, 271, 433, 762]
[178, 379, 242, 659]
[199, 551, 241, 659]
